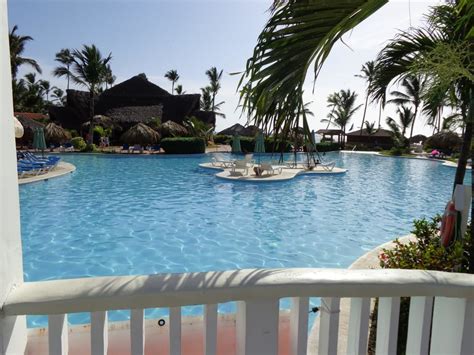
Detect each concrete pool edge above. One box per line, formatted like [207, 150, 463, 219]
[18, 162, 76, 185]
[307, 234, 415, 355]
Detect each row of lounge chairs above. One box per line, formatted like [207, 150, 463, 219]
[211, 154, 335, 176]
[17, 152, 61, 177]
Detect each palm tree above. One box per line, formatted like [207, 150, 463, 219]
[386, 106, 415, 148]
[355, 61, 377, 134]
[239, 1, 387, 144]
[51, 88, 66, 105]
[325, 92, 340, 130]
[9, 25, 41, 79]
[54, 49, 74, 90]
[165, 70, 179, 93]
[321, 89, 362, 147]
[205, 67, 223, 112]
[364, 121, 377, 135]
[53, 44, 112, 144]
[104, 65, 116, 89]
[387, 75, 425, 139]
[201, 86, 225, 118]
[175, 84, 185, 95]
[39, 80, 51, 102]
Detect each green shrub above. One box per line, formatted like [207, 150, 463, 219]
[265, 138, 292, 153]
[69, 129, 79, 138]
[81, 143, 97, 152]
[71, 137, 86, 150]
[315, 142, 340, 152]
[234, 137, 255, 153]
[214, 134, 232, 145]
[368, 216, 471, 354]
[161, 137, 205, 154]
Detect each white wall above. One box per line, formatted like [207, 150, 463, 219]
[0, 0, 27, 353]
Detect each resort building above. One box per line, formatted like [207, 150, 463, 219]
[346, 128, 394, 150]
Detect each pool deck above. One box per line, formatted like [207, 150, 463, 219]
[199, 163, 347, 182]
[18, 162, 76, 185]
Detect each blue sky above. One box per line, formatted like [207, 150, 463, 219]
[9, 0, 441, 134]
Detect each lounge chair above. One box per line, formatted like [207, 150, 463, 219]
[121, 144, 129, 153]
[320, 161, 336, 171]
[211, 154, 234, 168]
[129, 144, 143, 153]
[231, 160, 251, 176]
[260, 163, 283, 175]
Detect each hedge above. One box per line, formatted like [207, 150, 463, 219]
[315, 142, 340, 152]
[213, 134, 232, 145]
[161, 137, 205, 154]
[228, 138, 338, 153]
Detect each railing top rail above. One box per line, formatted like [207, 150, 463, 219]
[2, 268, 473, 316]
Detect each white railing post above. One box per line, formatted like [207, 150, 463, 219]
[0, 0, 27, 354]
[204, 304, 217, 355]
[91, 311, 108, 355]
[346, 297, 370, 355]
[130, 309, 145, 355]
[318, 297, 340, 355]
[453, 184, 472, 237]
[406, 296, 433, 355]
[48, 314, 68, 355]
[460, 298, 473, 355]
[236, 299, 279, 355]
[431, 297, 469, 355]
[375, 297, 400, 355]
[289, 297, 309, 355]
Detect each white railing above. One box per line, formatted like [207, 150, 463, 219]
[1, 268, 473, 355]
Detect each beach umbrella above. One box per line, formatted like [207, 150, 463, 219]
[231, 135, 242, 154]
[13, 116, 24, 138]
[45, 122, 71, 145]
[121, 123, 160, 145]
[254, 131, 265, 163]
[33, 128, 46, 156]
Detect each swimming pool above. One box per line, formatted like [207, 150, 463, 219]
[19, 152, 465, 326]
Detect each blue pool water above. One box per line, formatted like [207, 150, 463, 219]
[19, 152, 467, 326]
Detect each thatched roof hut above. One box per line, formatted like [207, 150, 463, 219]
[346, 128, 394, 149]
[45, 122, 71, 144]
[105, 105, 163, 124]
[409, 134, 427, 144]
[82, 115, 115, 129]
[218, 124, 258, 137]
[160, 120, 189, 138]
[121, 123, 160, 145]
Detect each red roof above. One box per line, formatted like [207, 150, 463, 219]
[14, 112, 48, 120]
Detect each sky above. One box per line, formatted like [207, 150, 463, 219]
[8, 0, 443, 135]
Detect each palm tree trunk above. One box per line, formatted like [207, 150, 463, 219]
[172, 82, 175, 94]
[67, 64, 70, 90]
[326, 108, 334, 130]
[360, 92, 369, 134]
[378, 103, 382, 128]
[409, 104, 418, 138]
[88, 90, 95, 145]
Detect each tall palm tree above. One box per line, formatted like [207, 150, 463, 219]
[321, 89, 362, 147]
[364, 121, 377, 135]
[325, 92, 340, 130]
[51, 88, 66, 105]
[175, 84, 185, 95]
[39, 80, 51, 102]
[165, 70, 179, 93]
[386, 106, 415, 148]
[201, 86, 225, 118]
[387, 75, 425, 139]
[104, 65, 116, 89]
[205, 67, 223, 112]
[53, 44, 112, 144]
[355, 60, 377, 134]
[54, 49, 74, 90]
[9, 25, 41, 79]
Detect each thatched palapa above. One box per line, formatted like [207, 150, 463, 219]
[160, 120, 189, 138]
[45, 122, 71, 144]
[218, 123, 258, 137]
[121, 123, 161, 145]
[105, 105, 163, 124]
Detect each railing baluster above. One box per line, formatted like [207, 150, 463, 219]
[236, 299, 279, 355]
[406, 296, 433, 355]
[131, 309, 145, 355]
[461, 298, 473, 355]
[289, 297, 309, 355]
[91, 311, 108, 355]
[431, 297, 470, 355]
[48, 314, 68, 355]
[204, 304, 217, 355]
[346, 297, 370, 355]
[169, 307, 181, 355]
[318, 297, 340, 355]
[375, 297, 400, 355]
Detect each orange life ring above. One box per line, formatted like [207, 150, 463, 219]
[440, 201, 456, 247]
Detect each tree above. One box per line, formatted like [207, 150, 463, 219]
[104, 65, 116, 89]
[205, 67, 223, 112]
[165, 69, 179, 93]
[387, 75, 425, 139]
[364, 121, 377, 135]
[54, 49, 74, 90]
[325, 92, 340, 130]
[201, 86, 225, 118]
[51, 88, 66, 106]
[9, 25, 41, 79]
[39, 80, 51, 102]
[53, 44, 112, 144]
[321, 89, 361, 147]
[175, 84, 185, 95]
[355, 60, 377, 134]
[386, 106, 415, 148]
